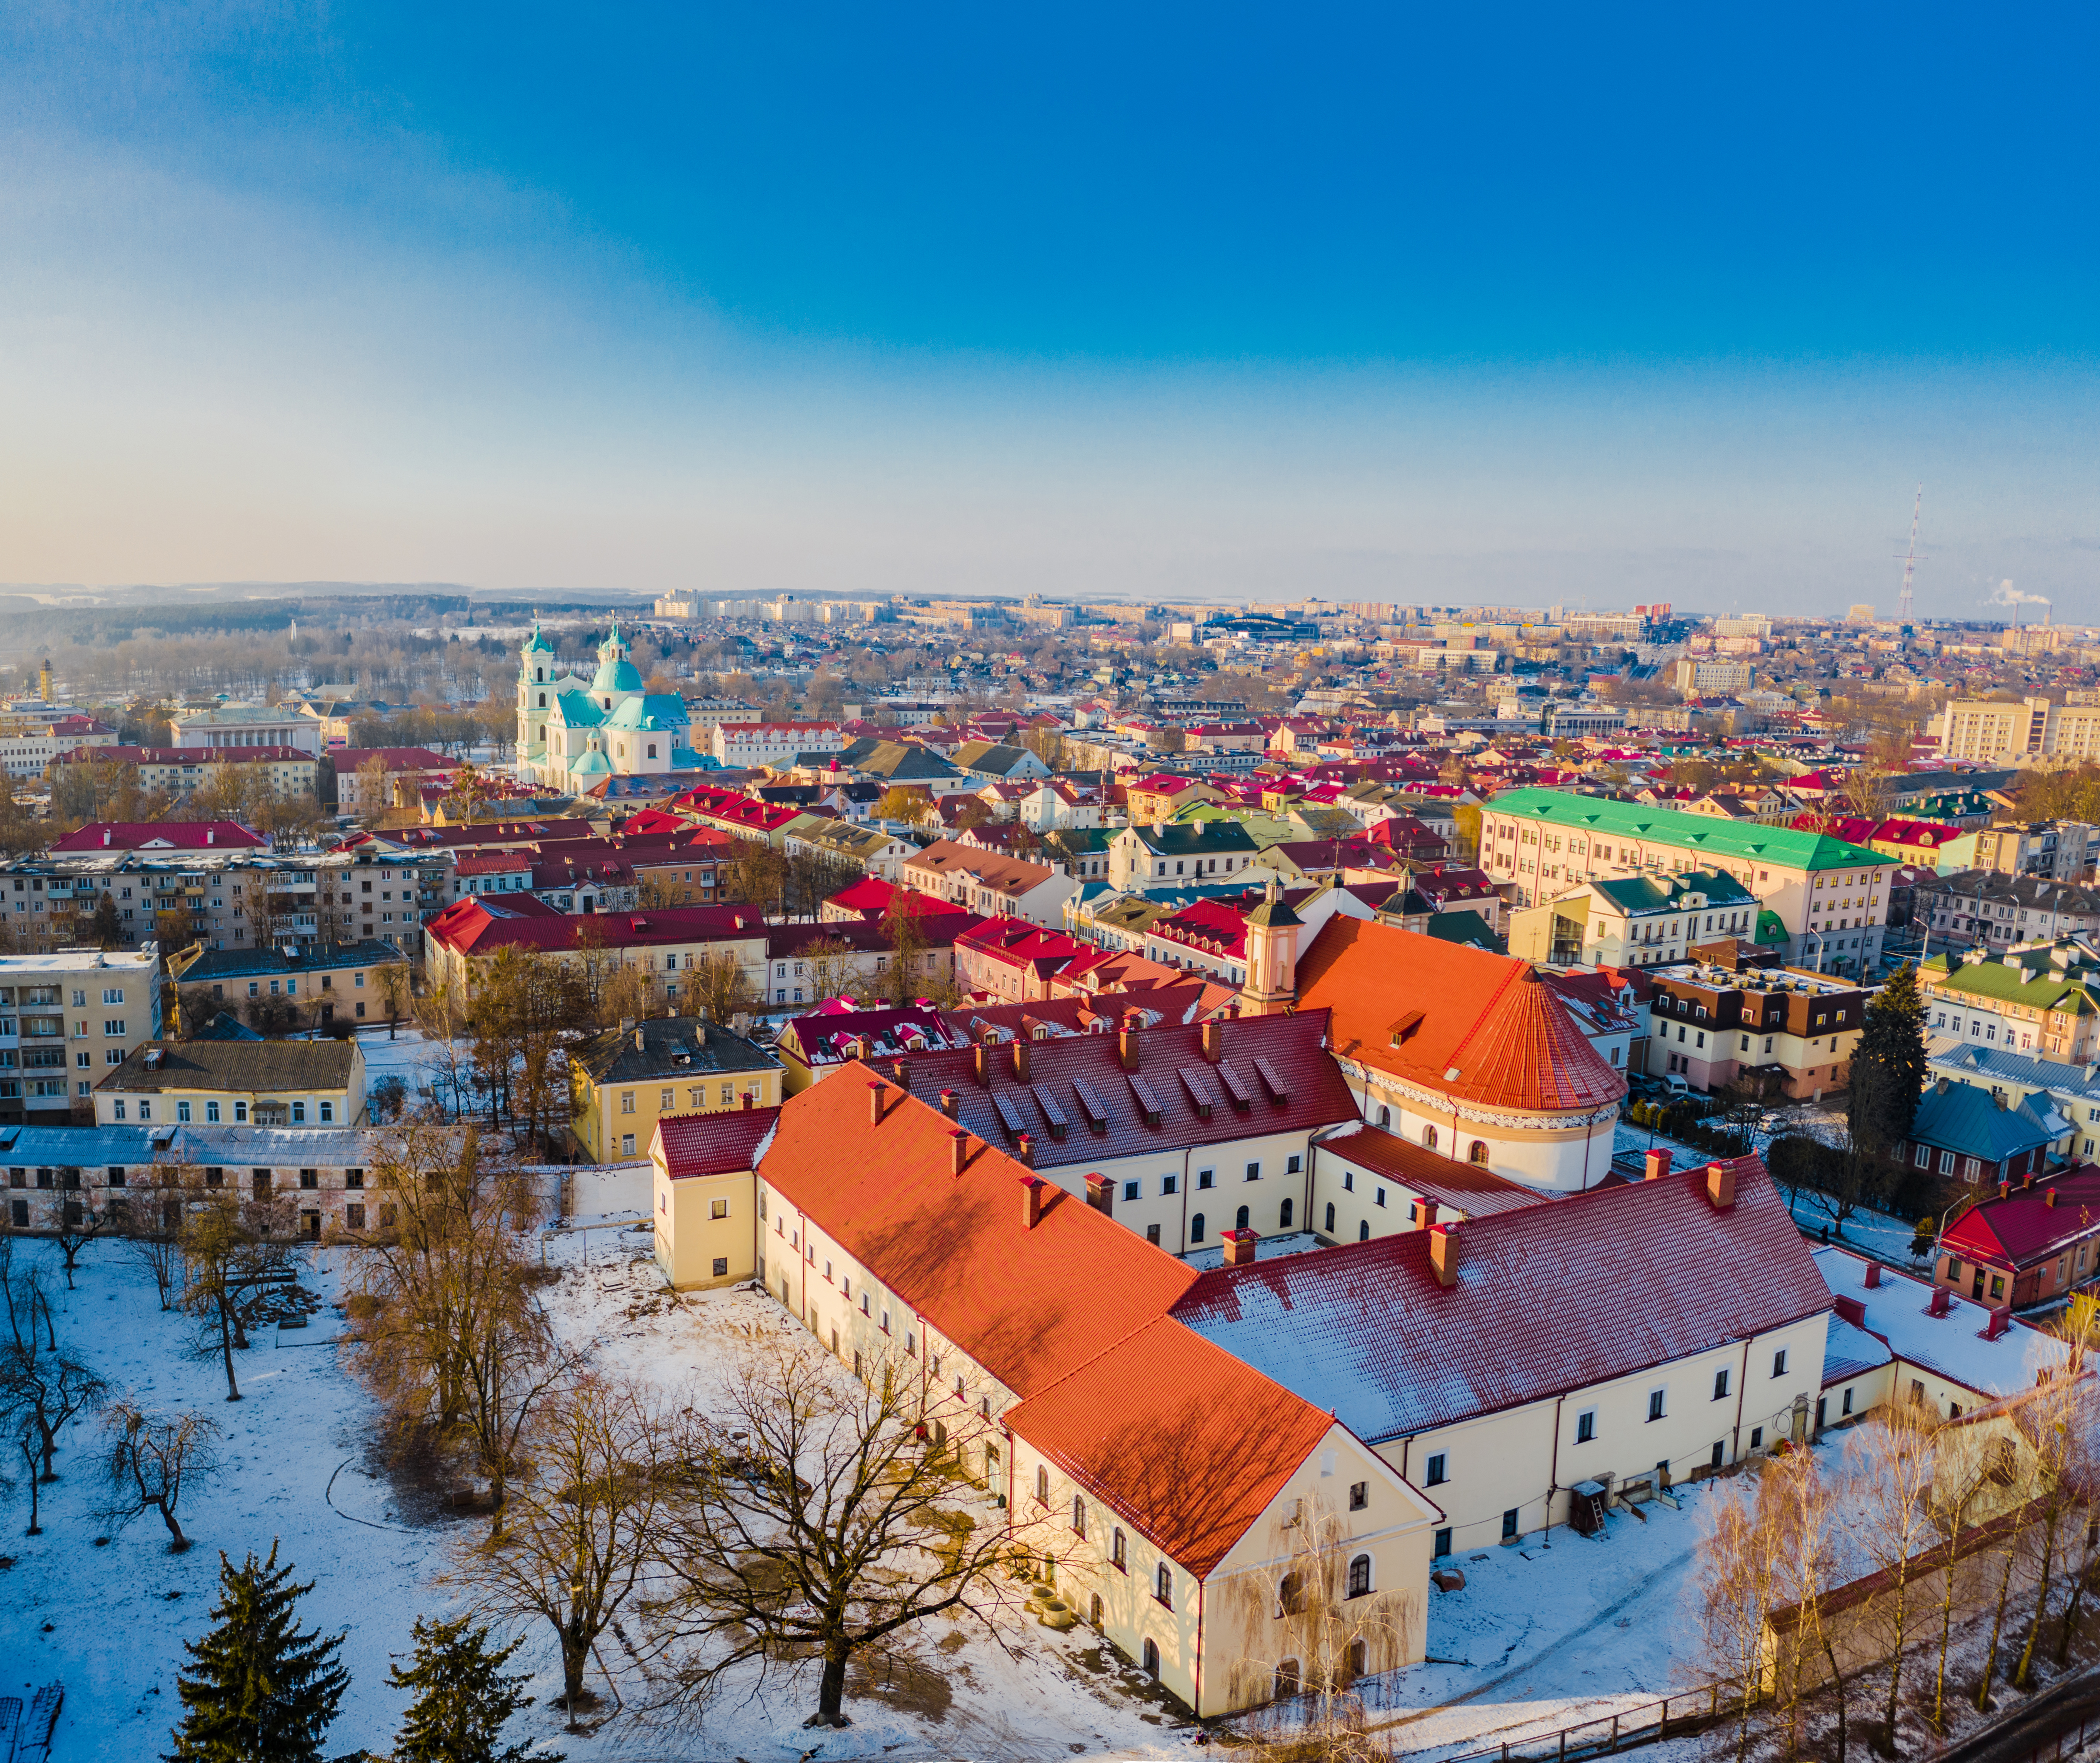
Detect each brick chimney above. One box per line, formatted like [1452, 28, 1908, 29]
[1928, 1285, 1952, 1317]
[1120, 1015, 1141, 1072]
[1417, 1199, 1439, 1232]
[1085, 1172, 1113, 1216]
[868, 1080, 886, 1126]
[891, 1060, 911, 1092]
[1223, 1227, 1259, 1267]
[2047, 1186, 2059, 1209]
[1016, 1131, 1036, 1168]
[1706, 1161, 1736, 1211]
[1429, 1222, 1458, 1287]
[974, 1043, 995, 1088]
[1020, 1175, 1046, 1230]
[1864, 1262, 1881, 1288]
[938, 1088, 959, 1119]
[1985, 1305, 2012, 1340]
[851, 1034, 872, 1062]
[1201, 1019, 1224, 1063]
[1012, 1038, 1031, 1083]
[1644, 1148, 1670, 1182]
[950, 1129, 970, 1177]
[741, 1092, 754, 1110]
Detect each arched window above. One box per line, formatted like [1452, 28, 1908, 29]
[1235, 1204, 1250, 1230]
[1348, 1553, 1372, 1598]
[1112, 1527, 1127, 1571]
[1072, 1496, 1086, 1537]
[1191, 1213, 1206, 1243]
[535, 667, 544, 681]
[1324, 1202, 1335, 1233]
[1359, 1220, 1370, 1241]
[1377, 1105, 1390, 1127]
[955, 1374, 966, 1398]
[1279, 1197, 1294, 1230]
[1277, 1571, 1305, 1617]
[1423, 1126, 1438, 1151]
[537, 692, 546, 707]
[1035, 1465, 1049, 1504]
[1089, 1593, 1103, 1629]
[1142, 1637, 1160, 1678]
[1469, 1140, 1490, 1165]
[1155, 1564, 1173, 1608]
[1274, 1658, 1302, 1698]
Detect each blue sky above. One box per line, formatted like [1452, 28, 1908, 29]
[2, 3, 2095, 612]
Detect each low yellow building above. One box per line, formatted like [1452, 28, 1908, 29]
[94, 1038, 366, 1128]
[569, 1015, 782, 1163]
[650, 1107, 779, 1288]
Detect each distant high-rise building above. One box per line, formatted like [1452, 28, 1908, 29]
[1847, 604, 1876, 624]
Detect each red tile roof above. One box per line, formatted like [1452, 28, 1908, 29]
[426, 895, 766, 956]
[1316, 1124, 1552, 1219]
[48, 820, 264, 852]
[1940, 1167, 2100, 1270]
[655, 1106, 782, 1178]
[878, 1009, 1356, 1173]
[1173, 1157, 1826, 1440]
[1296, 918, 1626, 1116]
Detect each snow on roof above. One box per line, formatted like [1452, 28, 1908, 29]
[654, 1107, 781, 1178]
[1814, 1246, 2073, 1400]
[1175, 1157, 1826, 1442]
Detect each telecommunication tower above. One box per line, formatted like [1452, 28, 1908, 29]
[1895, 486, 1923, 623]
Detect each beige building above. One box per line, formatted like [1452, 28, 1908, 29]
[95, 1038, 367, 1129]
[650, 1107, 783, 1287]
[1938, 695, 2100, 764]
[0, 944, 164, 1125]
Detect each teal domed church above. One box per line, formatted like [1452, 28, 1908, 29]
[515, 620, 697, 793]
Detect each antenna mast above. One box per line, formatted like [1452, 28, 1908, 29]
[1895, 486, 1922, 623]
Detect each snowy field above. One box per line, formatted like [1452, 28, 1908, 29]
[0, 1224, 1768, 1763]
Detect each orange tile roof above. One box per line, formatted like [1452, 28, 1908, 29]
[757, 1073, 1350, 1578]
[1295, 917, 1626, 1115]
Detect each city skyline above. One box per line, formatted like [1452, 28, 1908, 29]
[3, 4, 2095, 614]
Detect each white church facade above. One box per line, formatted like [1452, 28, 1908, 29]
[515, 621, 700, 795]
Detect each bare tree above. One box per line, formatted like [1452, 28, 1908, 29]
[452, 1373, 671, 1726]
[1852, 1398, 1942, 1752]
[100, 1398, 221, 1552]
[1224, 1492, 1419, 1745]
[376, 962, 411, 1041]
[2012, 1371, 2099, 1691]
[1698, 1465, 1791, 1761]
[51, 1198, 112, 1291]
[646, 1340, 1036, 1731]
[179, 1192, 274, 1402]
[414, 977, 475, 1122]
[686, 950, 756, 1026]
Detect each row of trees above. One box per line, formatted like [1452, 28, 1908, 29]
[1699, 1360, 2100, 1760]
[336, 1127, 1036, 1729]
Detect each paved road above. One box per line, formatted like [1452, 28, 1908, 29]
[1939, 1665, 2100, 1763]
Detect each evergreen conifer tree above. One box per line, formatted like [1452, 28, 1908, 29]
[388, 1615, 551, 1763]
[167, 1542, 350, 1763]
[1850, 963, 1930, 1152]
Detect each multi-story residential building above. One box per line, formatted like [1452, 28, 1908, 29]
[1124, 774, 1218, 824]
[1641, 963, 1869, 1097]
[1937, 696, 2100, 764]
[1106, 820, 1263, 894]
[712, 720, 847, 768]
[1507, 870, 1767, 970]
[1672, 656, 1756, 694]
[168, 705, 324, 755]
[1913, 873, 2100, 951]
[568, 1015, 782, 1163]
[50, 744, 319, 801]
[326, 746, 456, 812]
[1968, 821, 2100, 882]
[951, 920, 1089, 1002]
[1480, 790, 1900, 977]
[900, 841, 1079, 928]
[1919, 940, 2100, 1063]
[423, 894, 770, 1004]
[1927, 1040, 2100, 1164]
[781, 816, 917, 882]
[95, 1038, 366, 1129]
[167, 940, 410, 1033]
[0, 707, 117, 778]
[0, 946, 163, 1125]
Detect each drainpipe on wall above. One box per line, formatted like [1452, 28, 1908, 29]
[1730, 1337, 1752, 1464]
[1194, 1579, 1205, 1718]
[1544, 1391, 1567, 1546]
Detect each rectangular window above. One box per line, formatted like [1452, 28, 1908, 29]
[1198, 1168, 1214, 1189]
[1772, 1349, 1788, 1377]
[1287, 1153, 1302, 1174]
[1349, 1480, 1368, 1511]
[1161, 1173, 1177, 1196]
[1713, 1368, 1730, 1400]
[177, 1101, 191, 1122]
[711, 1198, 729, 1219]
[1576, 1409, 1597, 1444]
[1424, 1452, 1447, 1486]
[1123, 1180, 1140, 1202]
[1647, 1389, 1665, 1422]
[1245, 1161, 1260, 1181]
[620, 1092, 635, 1114]
[1502, 1508, 1520, 1541]
[1841, 1387, 1854, 1417]
[1432, 1526, 1452, 1558]
[206, 1101, 221, 1123]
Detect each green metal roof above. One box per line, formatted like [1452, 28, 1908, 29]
[1927, 955, 2100, 1016]
[1487, 787, 1895, 872]
[1587, 870, 1757, 915]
